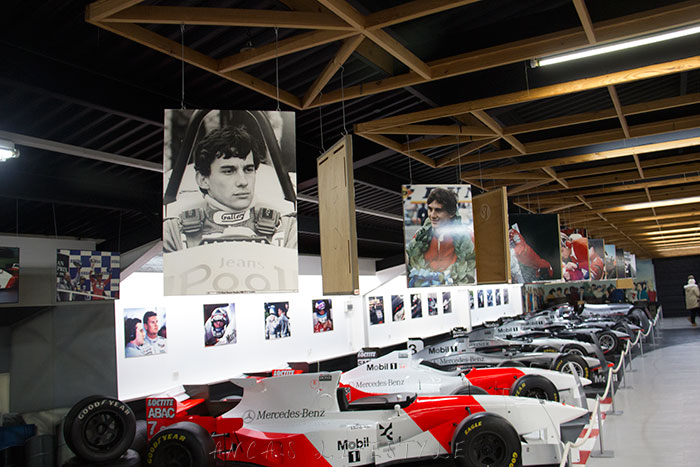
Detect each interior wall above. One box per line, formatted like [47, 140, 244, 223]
[653, 255, 700, 317]
[0, 235, 96, 308]
[10, 302, 117, 413]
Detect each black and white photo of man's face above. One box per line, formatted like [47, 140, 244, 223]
[196, 152, 256, 211]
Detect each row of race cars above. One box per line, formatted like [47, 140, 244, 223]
[63, 303, 653, 467]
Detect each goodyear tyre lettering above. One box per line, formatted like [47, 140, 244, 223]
[508, 451, 519, 467]
[463, 420, 482, 436]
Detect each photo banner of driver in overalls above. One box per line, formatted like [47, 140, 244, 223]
[402, 185, 476, 288]
[162, 110, 298, 296]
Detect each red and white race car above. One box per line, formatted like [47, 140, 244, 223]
[340, 349, 591, 408]
[63, 371, 588, 467]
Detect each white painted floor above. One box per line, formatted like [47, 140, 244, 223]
[586, 317, 700, 467]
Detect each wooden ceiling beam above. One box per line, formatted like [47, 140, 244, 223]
[365, 1, 482, 29]
[541, 167, 569, 189]
[502, 92, 700, 136]
[84, 22, 303, 109]
[313, 1, 700, 107]
[436, 137, 499, 166]
[557, 152, 700, 179]
[375, 124, 496, 136]
[637, 226, 700, 236]
[404, 135, 491, 151]
[86, 0, 142, 21]
[458, 133, 700, 178]
[356, 56, 700, 132]
[103, 6, 355, 29]
[508, 179, 554, 195]
[302, 35, 364, 108]
[580, 195, 700, 215]
[572, 0, 597, 43]
[356, 133, 435, 167]
[542, 202, 583, 214]
[471, 110, 525, 154]
[218, 30, 356, 72]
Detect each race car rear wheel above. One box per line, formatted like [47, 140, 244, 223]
[552, 354, 590, 380]
[453, 385, 490, 396]
[510, 375, 559, 402]
[561, 344, 587, 356]
[145, 421, 215, 467]
[596, 330, 619, 354]
[63, 395, 135, 463]
[452, 412, 521, 467]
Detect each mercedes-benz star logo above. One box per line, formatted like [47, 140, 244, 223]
[243, 410, 255, 423]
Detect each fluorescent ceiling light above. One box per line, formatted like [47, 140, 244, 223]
[0, 139, 19, 161]
[533, 24, 700, 67]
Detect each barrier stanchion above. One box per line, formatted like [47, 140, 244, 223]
[590, 395, 615, 458]
[618, 353, 633, 389]
[606, 366, 623, 416]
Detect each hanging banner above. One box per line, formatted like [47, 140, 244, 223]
[604, 243, 618, 279]
[624, 251, 637, 278]
[403, 184, 476, 287]
[0, 247, 19, 304]
[588, 239, 606, 280]
[56, 249, 120, 301]
[560, 228, 589, 282]
[615, 247, 626, 278]
[509, 214, 562, 283]
[162, 110, 297, 295]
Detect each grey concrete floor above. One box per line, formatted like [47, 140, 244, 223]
[586, 316, 700, 467]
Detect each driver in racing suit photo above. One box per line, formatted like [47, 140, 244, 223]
[163, 124, 296, 252]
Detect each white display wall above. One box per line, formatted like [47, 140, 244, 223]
[116, 256, 523, 400]
[469, 283, 523, 327]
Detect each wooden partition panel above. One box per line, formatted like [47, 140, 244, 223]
[317, 136, 360, 295]
[473, 187, 511, 284]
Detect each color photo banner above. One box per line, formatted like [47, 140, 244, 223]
[162, 109, 298, 295]
[403, 185, 476, 287]
[56, 249, 120, 301]
[0, 246, 19, 304]
[561, 228, 589, 282]
[509, 214, 561, 283]
[588, 239, 606, 280]
[604, 243, 617, 279]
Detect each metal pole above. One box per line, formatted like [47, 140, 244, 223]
[590, 395, 615, 458]
[639, 335, 645, 357]
[627, 343, 636, 372]
[650, 325, 656, 346]
[619, 354, 633, 389]
[606, 372, 623, 415]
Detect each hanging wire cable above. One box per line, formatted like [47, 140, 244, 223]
[274, 27, 281, 111]
[456, 135, 462, 184]
[118, 212, 122, 253]
[406, 135, 413, 184]
[319, 91, 325, 153]
[340, 66, 348, 135]
[180, 23, 186, 110]
[52, 203, 58, 238]
[15, 199, 19, 236]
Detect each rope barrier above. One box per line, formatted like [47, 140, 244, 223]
[558, 313, 660, 467]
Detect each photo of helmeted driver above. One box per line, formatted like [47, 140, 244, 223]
[312, 299, 333, 333]
[391, 295, 405, 321]
[162, 110, 298, 295]
[203, 303, 237, 347]
[443, 291, 452, 314]
[411, 293, 422, 318]
[427, 293, 438, 316]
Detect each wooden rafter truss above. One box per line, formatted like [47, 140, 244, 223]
[86, 0, 700, 258]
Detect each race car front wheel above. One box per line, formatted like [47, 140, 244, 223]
[596, 330, 619, 354]
[63, 395, 136, 463]
[453, 385, 490, 396]
[452, 412, 521, 467]
[561, 344, 587, 356]
[510, 375, 559, 402]
[145, 421, 215, 467]
[552, 354, 590, 380]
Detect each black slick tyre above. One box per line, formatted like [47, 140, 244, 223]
[453, 385, 489, 395]
[62, 449, 141, 466]
[130, 420, 148, 459]
[552, 354, 590, 379]
[510, 374, 559, 402]
[596, 330, 619, 354]
[144, 421, 215, 467]
[63, 396, 135, 463]
[452, 412, 521, 467]
[496, 360, 525, 367]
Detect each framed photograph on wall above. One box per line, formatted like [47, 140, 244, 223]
[124, 307, 167, 358]
[442, 291, 452, 314]
[411, 293, 422, 318]
[495, 288, 501, 306]
[0, 246, 19, 304]
[469, 290, 475, 310]
[264, 301, 290, 340]
[203, 303, 236, 347]
[503, 288, 509, 305]
[477, 290, 484, 308]
[427, 293, 438, 316]
[57, 249, 120, 302]
[391, 295, 405, 321]
[368, 296, 385, 325]
[312, 299, 333, 333]
[486, 289, 494, 307]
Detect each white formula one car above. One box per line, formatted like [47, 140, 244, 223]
[64, 372, 589, 467]
[340, 349, 591, 408]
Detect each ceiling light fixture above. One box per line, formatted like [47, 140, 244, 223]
[532, 24, 700, 67]
[0, 139, 19, 161]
